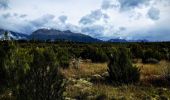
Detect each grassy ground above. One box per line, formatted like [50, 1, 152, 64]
[62, 60, 170, 100]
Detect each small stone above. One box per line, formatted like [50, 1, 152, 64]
[91, 74, 104, 82]
[102, 72, 109, 78]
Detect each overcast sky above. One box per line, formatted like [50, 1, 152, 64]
[0, 0, 170, 41]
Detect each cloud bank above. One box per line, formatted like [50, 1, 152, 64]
[0, 0, 170, 41]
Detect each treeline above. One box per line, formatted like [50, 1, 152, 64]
[1, 41, 170, 67]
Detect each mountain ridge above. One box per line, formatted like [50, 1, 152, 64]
[0, 28, 152, 42]
[0, 29, 28, 40]
[108, 38, 149, 42]
[29, 29, 102, 42]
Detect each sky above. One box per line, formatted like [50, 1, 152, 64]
[0, 0, 170, 41]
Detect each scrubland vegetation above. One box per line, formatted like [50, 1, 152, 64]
[0, 41, 170, 100]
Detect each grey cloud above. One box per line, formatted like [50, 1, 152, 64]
[20, 14, 27, 18]
[79, 9, 109, 25]
[119, 27, 126, 31]
[2, 13, 27, 19]
[101, 0, 118, 10]
[11, 14, 55, 33]
[0, 0, 9, 9]
[81, 25, 104, 38]
[31, 14, 55, 27]
[2, 13, 11, 18]
[118, 0, 150, 11]
[122, 19, 170, 41]
[147, 7, 160, 20]
[13, 13, 18, 17]
[58, 15, 67, 23]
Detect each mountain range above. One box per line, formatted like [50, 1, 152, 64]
[0, 29, 28, 40]
[0, 28, 149, 42]
[108, 38, 149, 42]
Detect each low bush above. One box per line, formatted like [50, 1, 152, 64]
[130, 44, 143, 59]
[54, 48, 70, 68]
[142, 49, 161, 63]
[80, 46, 108, 63]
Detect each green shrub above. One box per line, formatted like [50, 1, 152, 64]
[54, 48, 70, 68]
[142, 49, 161, 63]
[108, 47, 140, 84]
[130, 44, 143, 59]
[81, 46, 108, 63]
[17, 48, 65, 100]
[0, 42, 20, 92]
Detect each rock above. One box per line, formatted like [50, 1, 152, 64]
[74, 78, 93, 89]
[91, 74, 104, 82]
[78, 79, 92, 85]
[65, 97, 76, 100]
[102, 72, 109, 78]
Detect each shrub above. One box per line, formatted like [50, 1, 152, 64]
[54, 48, 70, 68]
[81, 46, 108, 63]
[108, 47, 140, 84]
[168, 52, 170, 61]
[17, 48, 65, 100]
[142, 49, 161, 63]
[0, 42, 18, 92]
[91, 48, 108, 63]
[130, 44, 143, 59]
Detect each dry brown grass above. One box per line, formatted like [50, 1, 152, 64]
[62, 60, 170, 80]
[63, 60, 170, 99]
[66, 81, 170, 100]
[61, 61, 107, 79]
[135, 60, 170, 80]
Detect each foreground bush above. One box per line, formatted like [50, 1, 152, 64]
[0, 42, 15, 92]
[17, 48, 65, 100]
[108, 48, 140, 84]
